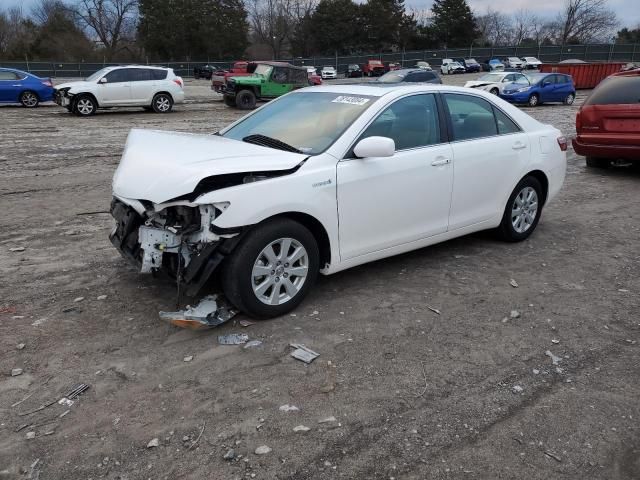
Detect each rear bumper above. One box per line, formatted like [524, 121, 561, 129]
[572, 137, 640, 160]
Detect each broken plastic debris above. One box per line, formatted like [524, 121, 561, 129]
[159, 294, 237, 329]
[293, 425, 310, 432]
[255, 445, 271, 455]
[318, 416, 337, 423]
[427, 305, 441, 315]
[239, 319, 255, 327]
[512, 385, 524, 394]
[510, 279, 519, 288]
[290, 343, 319, 364]
[279, 404, 300, 412]
[147, 438, 160, 448]
[9, 246, 26, 252]
[545, 350, 562, 365]
[218, 333, 249, 345]
[243, 340, 263, 349]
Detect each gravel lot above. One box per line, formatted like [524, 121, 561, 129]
[1, 73, 639, 480]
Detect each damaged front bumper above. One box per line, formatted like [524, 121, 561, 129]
[109, 197, 241, 296]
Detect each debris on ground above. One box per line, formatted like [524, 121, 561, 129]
[510, 310, 520, 319]
[58, 383, 90, 407]
[512, 385, 524, 394]
[159, 295, 237, 329]
[551, 339, 560, 344]
[73, 297, 84, 303]
[545, 350, 562, 365]
[427, 305, 441, 315]
[26, 431, 35, 439]
[510, 279, 519, 288]
[239, 319, 255, 327]
[147, 438, 160, 448]
[183, 356, 193, 362]
[97, 295, 107, 300]
[532, 369, 540, 375]
[9, 246, 26, 252]
[243, 340, 263, 349]
[293, 425, 310, 432]
[290, 343, 319, 364]
[544, 450, 562, 462]
[218, 333, 249, 345]
[318, 416, 337, 424]
[0, 306, 18, 314]
[223, 448, 235, 460]
[17, 343, 25, 350]
[187, 422, 205, 450]
[279, 404, 300, 412]
[255, 445, 272, 455]
[11, 368, 23, 376]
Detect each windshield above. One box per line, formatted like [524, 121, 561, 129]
[509, 57, 520, 62]
[86, 67, 111, 82]
[525, 73, 547, 84]
[466, 58, 478, 64]
[254, 64, 273, 76]
[222, 92, 376, 155]
[377, 71, 406, 83]
[478, 73, 504, 82]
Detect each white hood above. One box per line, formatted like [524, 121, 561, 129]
[55, 80, 94, 90]
[112, 129, 308, 204]
[464, 80, 499, 89]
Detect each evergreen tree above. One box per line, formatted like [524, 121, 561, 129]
[361, 0, 411, 51]
[305, 0, 362, 55]
[430, 0, 476, 48]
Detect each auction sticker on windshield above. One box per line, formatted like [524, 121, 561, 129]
[332, 96, 371, 106]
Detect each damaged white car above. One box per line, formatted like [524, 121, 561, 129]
[110, 85, 567, 318]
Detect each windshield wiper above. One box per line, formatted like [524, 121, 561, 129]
[242, 134, 302, 154]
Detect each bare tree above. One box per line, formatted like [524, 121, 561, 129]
[555, 0, 618, 44]
[476, 7, 513, 46]
[71, 0, 138, 60]
[512, 9, 534, 45]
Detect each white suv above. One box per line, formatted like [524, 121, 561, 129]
[54, 66, 184, 116]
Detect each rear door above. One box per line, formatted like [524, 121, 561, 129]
[539, 75, 557, 102]
[0, 70, 21, 102]
[580, 76, 640, 147]
[262, 67, 291, 97]
[129, 68, 155, 104]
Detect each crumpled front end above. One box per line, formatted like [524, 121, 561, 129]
[109, 197, 240, 296]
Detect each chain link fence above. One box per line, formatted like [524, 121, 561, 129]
[2, 43, 638, 78]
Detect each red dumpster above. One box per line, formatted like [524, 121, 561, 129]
[540, 62, 626, 89]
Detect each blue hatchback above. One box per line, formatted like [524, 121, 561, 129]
[0, 67, 55, 107]
[500, 73, 576, 107]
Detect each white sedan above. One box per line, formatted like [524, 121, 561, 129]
[110, 85, 567, 318]
[464, 72, 530, 95]
[320, 66, 337, 79]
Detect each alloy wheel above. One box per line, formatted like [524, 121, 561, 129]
[21, 92, 38, 107]
[511, 187, 538, 234]
[251, 237, 309, 306]
[155, 96, 171, 112]
[76, 98, 94, 115]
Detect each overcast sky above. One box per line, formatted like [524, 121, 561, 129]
[4, 0, 640, 28]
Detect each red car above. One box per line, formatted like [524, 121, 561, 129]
[573, 69, 640, 168]
[362, 60, 385, 77]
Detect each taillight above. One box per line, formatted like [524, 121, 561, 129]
[557, 136, 568, 151]
[173, 78, 183, 88]
[42, 79, 53, 87]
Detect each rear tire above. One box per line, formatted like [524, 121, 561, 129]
[564, 93, 575, 105]
[586, 157, 611, 169]
[20, 91, 39, 108]
[236, 89, 257, 110]
[498, 176, 543, 242]
[527, 93, 539, 107]
[152, 93, 173, 113]
[221, 218, 319, 318]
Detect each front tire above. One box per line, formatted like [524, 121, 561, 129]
[489, 87, 499, 95]
[498, 176, 543, 242]
[586, 156, 611, 169]
[527, 93, 539, 107]
[73, 95, 97, 116]
[152, 93, 173, 113]
[20, 91, 39, 108]
[235, 89, 256, 110]
[221, 218, 319, 319]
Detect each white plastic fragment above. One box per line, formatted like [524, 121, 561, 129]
[147, 438, 160, 448]
[290, 343, 319, 364]
[510, 279, 519, 288]
[545, 350, 562, 365]
[318, 416, 337, 424]
[293, 425, 311, 432]
[218, 333, 249, 345]
[255, 445, 271, 455]
[279, 404, 299, 412]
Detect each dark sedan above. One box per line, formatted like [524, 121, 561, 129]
[0, 67, 54, 107]
[377, 68, 442, 84]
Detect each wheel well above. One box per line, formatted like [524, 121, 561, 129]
[525, 170, 549, 205]
[20, 89, 39, 100]
[237, 86, 258, 97]
[74, 92, 99, 107]
[154, 91, 173, 101]
[269, 212, 331, 268]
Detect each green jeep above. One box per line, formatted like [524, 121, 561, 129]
[223, 62, 311, 109]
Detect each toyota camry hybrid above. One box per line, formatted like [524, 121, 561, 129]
[110, 84, 567, 318]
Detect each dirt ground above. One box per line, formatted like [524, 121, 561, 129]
[1, 74, 639, 480]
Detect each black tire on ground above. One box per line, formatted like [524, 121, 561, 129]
[497, 175, 544, 242]
[73, 94, 97, 116]
[235, 89, 257, 110]
[151, 93, 173, 113]
[224, 95, 236, 107]
[20, 90, 39, 108]
[527, 93, 540, 107]
[564, 93, 576, 105]
[489, 87, 499, 95]
[586, 156, 611, 169]
[221, 218, 319, 319]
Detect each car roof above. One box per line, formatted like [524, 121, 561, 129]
[612, 68, 640, 77]
[0, 67, 30, 74]
[296, 83, 487, 97]
[391, 68, 433, 74]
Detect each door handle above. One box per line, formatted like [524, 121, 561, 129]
[512, 142, 527, 150]
[431, 157, 451, 166]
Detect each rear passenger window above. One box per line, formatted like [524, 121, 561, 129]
[493, 108, 521, 134]
[444, 94, 498, 141]
[130, 68, 151, 81]
[0, 71, 19, 80]
[151, 69, 168, 80]
[585, 76, 640, 105]
[359, 94, 441, 151]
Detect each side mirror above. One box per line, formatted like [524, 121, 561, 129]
[353, 136, 395, 158]
[99, 77, 108, 84]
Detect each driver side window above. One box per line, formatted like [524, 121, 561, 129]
[104, 69, 129, 83]
[272, 67, 287, 84]
[358, 94, 441, 151]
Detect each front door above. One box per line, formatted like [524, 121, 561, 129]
[337, 93, 454, 260]
[99, 69, 132, 105]
[262, 67, 291, 98]
[0, 70, 21, 102]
